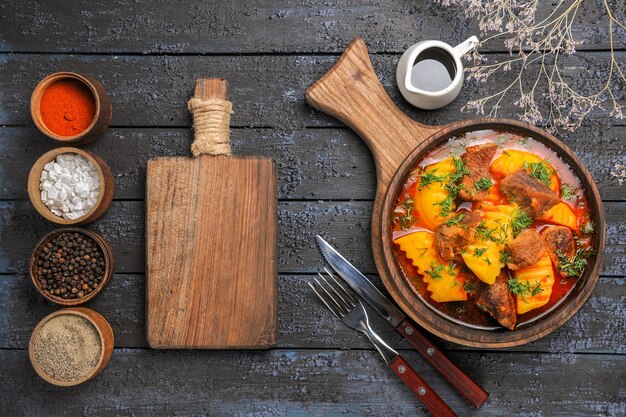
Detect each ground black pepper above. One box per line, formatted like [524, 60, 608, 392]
[35, 232, 105, 300]
[32, 314, 101, 381]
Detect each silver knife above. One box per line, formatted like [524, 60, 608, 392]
[315, 234, 489, 408]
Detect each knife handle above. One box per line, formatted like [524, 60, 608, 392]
[390, 355, 458, 417]
[396, 319, 489, 408]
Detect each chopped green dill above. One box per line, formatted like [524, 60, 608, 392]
[473, 247, 488, 257]
[496, 136, 508, 147]
[448, 261, 457, 276]
[476, 221, 489, 237]
[476, 221, 497, 242]
[394, 198, 416, 230]
[497, 223, 510, 244]
[449, 157, 471, 183]
[419, 170, 446, 188]
[474, 177, 493, 192]
[560, 183, 576, 200]
[500, 250, 511, 264]
[519, 137, 529, 147]
[524, 160, 554, 188]
[502, 150, 511, 156]
[482, 257, 492, 265]
[444, 214, 466, 228]
[451, 279, 461, 288]
[556, 247, 597, 278]
[580, 221, 595, 234]
[435, 182, 463, 218]
[507, 278, 543, 302]
[444, 182, 464, 198]
[510, 210, 533, 237]
[463, 281, 478, 292]
[416, 248, 428, 258]
[435, 196, 454, 217]
[424, 262, 445, 280]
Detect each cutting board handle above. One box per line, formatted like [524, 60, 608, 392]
[188, 78, 233, 157]
[305, 38, 440, 186]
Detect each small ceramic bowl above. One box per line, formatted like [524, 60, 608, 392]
[30, 227, 115, 306]
[29, 307, 114, 386]
[31, 71, 112, 145]
[27, 147, 114, 225]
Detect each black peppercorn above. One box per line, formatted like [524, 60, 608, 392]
[35, 232, 106, 301]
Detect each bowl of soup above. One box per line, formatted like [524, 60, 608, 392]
[380, 123, 605, 348]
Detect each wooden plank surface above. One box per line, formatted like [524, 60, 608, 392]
[0, 52, 624, 128]
[0, 274, 623, 353]
[1, 126, 624, 201]
[1, 1, 624, 415]
[1, 349, 624, 417]
[146, 156, 278, 348]
[0, 0, 621, 53]
[0, 200, 624, 276]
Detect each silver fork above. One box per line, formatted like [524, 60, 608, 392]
[310, 268, 458, 417]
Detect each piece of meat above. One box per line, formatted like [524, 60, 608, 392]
[475, 272, 517, 330]
[500, 169, 560, 217]
[506, 229, 546, 270]
[434, 211, 483, 260]
[459, 143, 498, 201]
[541, 225, 575, 269]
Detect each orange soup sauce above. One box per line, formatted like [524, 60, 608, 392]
[390, 130, 594, 329]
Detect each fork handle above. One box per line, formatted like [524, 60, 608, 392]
[390, 355, 458, 417]
[396, 318, 489, 408]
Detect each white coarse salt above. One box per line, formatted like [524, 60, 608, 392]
[39, 153, 101, 220]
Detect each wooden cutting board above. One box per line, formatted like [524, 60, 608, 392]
[146, 78, 277, 349]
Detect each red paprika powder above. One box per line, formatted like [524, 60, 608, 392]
[40, 78, 97, 137]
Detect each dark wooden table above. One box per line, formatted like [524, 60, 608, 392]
[1, 1, 624, 416]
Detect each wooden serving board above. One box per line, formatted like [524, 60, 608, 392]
[146, 79, 277, 349]
[305, 38, 605, 348]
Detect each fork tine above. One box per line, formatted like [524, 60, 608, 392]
[313, 277, 347, 316]
[319, 273, 354, 311]
[324, 266, 358, 305]
[308, 281, 342, 319]
[318, 273, 351, 311]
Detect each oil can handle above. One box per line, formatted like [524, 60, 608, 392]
[452, 36, 479, 59]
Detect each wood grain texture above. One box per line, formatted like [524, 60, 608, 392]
[0, 274, 623, 353]
[0, 2, 624, 414]
[0, 0, 621, 54]
[305, 38, 439, 187]
[2, 126, 624, 201]
[306, 38, 607, 348]
[146, 156, 278, 348]
[1, 349, 624, 417]
[146, 79, 278, 349]
[389, 355, 459, 417]
[0, 52, 624, 128]
[0, 200, 624, 276]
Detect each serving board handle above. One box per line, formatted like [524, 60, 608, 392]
[188, 78, 233, 157]
[305, 38, 440, 187]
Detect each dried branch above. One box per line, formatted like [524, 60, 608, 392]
[436, 0, 625, 132]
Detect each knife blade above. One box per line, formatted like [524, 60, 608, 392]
[316, 234, 489, 408]
[316, 234, 405, 327]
